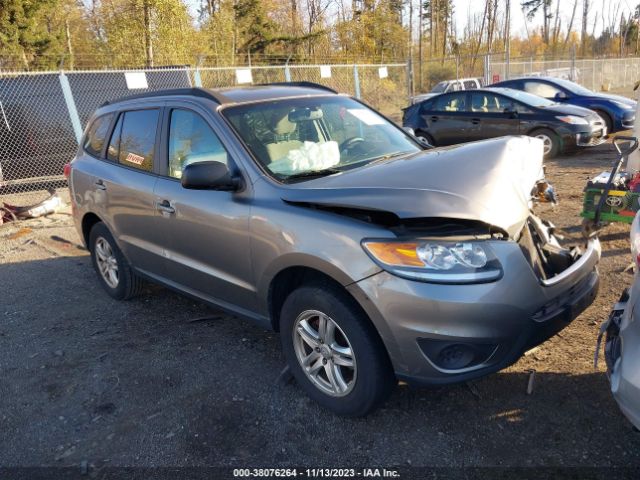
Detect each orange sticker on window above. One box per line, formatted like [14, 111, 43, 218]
[125, 152, 144, 165]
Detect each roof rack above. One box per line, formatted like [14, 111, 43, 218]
[100, 87, 230, 107]
[257, 81, 338, 93]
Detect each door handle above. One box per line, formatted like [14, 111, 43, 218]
[156, 200, 175, 215]
[471, 118, 481, 125]
[430, 116, 439, 122]
[94, 179, 107, 190]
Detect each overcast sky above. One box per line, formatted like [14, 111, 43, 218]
[183, 0, 636, 38]
[454, 0, 636, 38]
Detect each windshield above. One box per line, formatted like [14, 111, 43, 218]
[222, 96, 421, 182]
[547, 77, 593, 95]
[502, 89, 556, 107]
[431, 81, 448, 93]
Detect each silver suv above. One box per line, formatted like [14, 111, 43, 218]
[68, 84, 601, 416]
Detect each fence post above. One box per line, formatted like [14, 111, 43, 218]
[570, 46, 576, 82]
[193, 55, 203, 87]
[353, 64, 361, 99]
[58, 72, 83, 144]
[406, 57, 414, 103]
[483, 54, 491, 84]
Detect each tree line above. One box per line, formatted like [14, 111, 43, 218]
[0, 0, 639, 71]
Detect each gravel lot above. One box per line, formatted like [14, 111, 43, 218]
[1, 140, 640, 474]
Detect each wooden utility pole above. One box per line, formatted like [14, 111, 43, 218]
[581, 0, 589, 57]
[143, 0, 154, 67]
[65, 18, 74, 70]
[419, 0, 423, 91]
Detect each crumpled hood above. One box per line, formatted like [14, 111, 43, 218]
[281, 136, 544, 238]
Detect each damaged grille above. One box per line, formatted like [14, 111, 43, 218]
[517, 216, 581, 282]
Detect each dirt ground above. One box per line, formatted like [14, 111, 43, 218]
[1, 141, 640, 475]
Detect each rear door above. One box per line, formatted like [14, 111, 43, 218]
[92, 107, 167, 277]
[420, 92, 472, 145]
[468, 91, 520, 140]
[152, 103, 256, 311]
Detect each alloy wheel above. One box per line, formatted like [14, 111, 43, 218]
[292, 310, 357, 397]
[535, 133, 553, 155]
[95, 237, 119, 288]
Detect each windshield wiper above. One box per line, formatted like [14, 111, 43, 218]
[283, 167, 342, 183]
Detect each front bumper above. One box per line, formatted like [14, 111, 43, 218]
[559, 123, 607, 151]
[348, 237, 601, 386]
[599, 289, 640, 429]
[576, 126, 607, 147]
[620, 112, 635, 130]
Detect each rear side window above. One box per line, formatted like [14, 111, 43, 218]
[83, 113, 114, 158]
[463, 80, 478, 89]
[107, 109, 159, 172]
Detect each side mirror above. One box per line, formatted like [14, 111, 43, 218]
[554, 91, 568, 101]
[504, 107, 518, 117]
[181, 161, 241, 191]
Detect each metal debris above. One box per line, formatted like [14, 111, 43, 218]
[526, 369, 536, 395]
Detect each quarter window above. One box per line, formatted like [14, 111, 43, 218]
[107, 109, 159, 172]
[83, 113, 114, 158]
[167, 109, 228, 179]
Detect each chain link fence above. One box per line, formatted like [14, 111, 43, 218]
[0, 63, 408, 205]
[489, 55, 640, 93]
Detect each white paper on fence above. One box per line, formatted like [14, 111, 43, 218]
[378, 67, 388, 79]
[269, 141, 340, 174]
[236, 68, 253, 84]
[347, 108, 385, 126]
[124, 72, 148, 90]
[320, 65, 332, 78]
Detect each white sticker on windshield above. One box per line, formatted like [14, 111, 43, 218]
[347, 108, 385, 125]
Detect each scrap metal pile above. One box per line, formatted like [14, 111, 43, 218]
[0, 190, 64, 226]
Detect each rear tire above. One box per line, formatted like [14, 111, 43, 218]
[279, 282, 396, 417]
[89, 222, 143, 300]
[530, 128, 560, 158]
[416, 130, 435, 147]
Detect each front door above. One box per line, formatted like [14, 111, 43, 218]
[422, 92, 472, 145]
[152, 105, 256, 312]
[468, 91, 520, 140]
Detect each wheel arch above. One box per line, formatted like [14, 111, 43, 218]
[81, 211, 104, 249]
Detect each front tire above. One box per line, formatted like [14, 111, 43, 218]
[530, 128, 560, 158]
[594, 110, 613, 134]
[279, 282, 396, 417]
[89, 222, 143, 300]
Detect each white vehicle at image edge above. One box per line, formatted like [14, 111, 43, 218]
[598, 212, 640, 430]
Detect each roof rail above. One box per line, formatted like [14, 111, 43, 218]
[100, 87, 230, 107]
[258, 81, 338, 94]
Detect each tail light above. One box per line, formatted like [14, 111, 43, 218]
[631, 213, 640, 268]
[63, 163, 72, 179]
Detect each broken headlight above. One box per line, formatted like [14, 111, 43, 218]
[362, 240, 502, 284]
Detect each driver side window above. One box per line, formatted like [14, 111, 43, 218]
[523, 81, 562, 99]
[168, 109, 228, 179]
